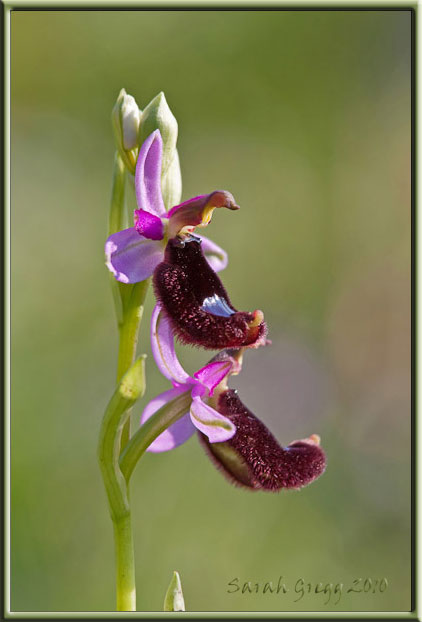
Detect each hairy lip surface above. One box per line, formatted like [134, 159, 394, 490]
[199, 389, 326, 491]
[153, 238, 267, 350]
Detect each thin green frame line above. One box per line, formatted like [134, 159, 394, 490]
[4, 2, 11, 619]
[2, 1, 418, 9]
[3, 610, 419, 619]
[3, 3, 416, 620]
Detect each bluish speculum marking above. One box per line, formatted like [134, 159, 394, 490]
[201, 295, 235, 318]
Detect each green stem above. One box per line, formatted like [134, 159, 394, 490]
[117, 279, 150, 449]
[98, 358, 145, 519]
[120, 391, 192, 483]
[117, 280, 150, 381]
[98, 359, 145, 611]
[114, 514, 136, 611]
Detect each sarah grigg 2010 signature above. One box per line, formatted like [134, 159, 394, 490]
[227, 576, 389, 605]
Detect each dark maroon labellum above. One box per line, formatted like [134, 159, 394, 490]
[153, 237, 267, 350]
[199, 390, 326, 491]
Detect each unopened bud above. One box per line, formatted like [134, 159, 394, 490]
[112, 88, 142, 173]
[163, 571, 185, 612]
[138, 92, 178, 176]
[161, 149, 182, 211]
[121, 96, 141, 150]
[119, 356, 146, 401]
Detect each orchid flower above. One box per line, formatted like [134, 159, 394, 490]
[105, 130, 239, 284]
[142, 306, 326, 491]
[140, 305, 239, 452]
[153, 235, 267, 350]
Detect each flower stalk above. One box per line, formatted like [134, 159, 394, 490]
[113, 514, 136, 611]
[117, 279, 150, 448]
[100, 141, 150, 611]
[98, 357, 146, 611]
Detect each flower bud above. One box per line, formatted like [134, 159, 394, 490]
[112, 88, 142, 173]
[138, 92, 178, 176]
[163, 571, 185, 612]
[119, 355, 146, 401]
[161, 149, 182, 211]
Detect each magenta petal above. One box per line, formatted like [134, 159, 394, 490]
[135, 130, 166, 217]
[151, 305, 191, 385]
[140, 386, 194, 452]
[105, 227, 164, 283]
[193, 361, 233, 396]
[134, 209, 164, 240]
[190, 396, 236, 443]
[197, 235, 228, 272]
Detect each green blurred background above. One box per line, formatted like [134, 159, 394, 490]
[11, 9, 411, 613]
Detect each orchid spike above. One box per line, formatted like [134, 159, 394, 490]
[153, 235, 267, 350]
[105, 130, 237, 283]
[139, 306, 237, 452]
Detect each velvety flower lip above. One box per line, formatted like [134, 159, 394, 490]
[140, 305, 237, 452]
[199, 389, 326, 491]
[105, 129, 235, 283]
[153, 235, 268, 350]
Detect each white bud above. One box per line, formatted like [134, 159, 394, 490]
[121, 93, 141, 150]
[112, 88, 142, 173]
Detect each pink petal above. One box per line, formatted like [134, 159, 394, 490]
[193, 360, 233, 396]
[190, 395, 236, 443]
[135, 130, 166, 217]
[140, 386, 194, 452]
[105, 227, 164, 283]
[151, 305, 191, 385]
